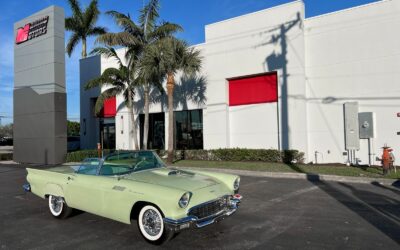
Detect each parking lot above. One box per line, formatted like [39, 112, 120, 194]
[0, 164, 399, 250]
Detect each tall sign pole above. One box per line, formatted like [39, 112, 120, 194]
[13, 6, 66, 164]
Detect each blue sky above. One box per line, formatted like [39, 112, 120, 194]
[0, 0, 379, 125]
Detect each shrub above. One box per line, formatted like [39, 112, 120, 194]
[66, 148, 305, 164]
[156, 148, 304, 164]
[282, 150, 305, 164]
[0, 153, 13, 161]
[66, 149, 112, 162]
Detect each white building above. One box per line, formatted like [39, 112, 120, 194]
[80, 0, 400, 164]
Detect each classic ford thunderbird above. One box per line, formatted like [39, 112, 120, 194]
[24, 151, 242, 244]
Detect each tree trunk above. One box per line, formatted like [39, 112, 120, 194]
[128, 91, 139, 150]
[167, 73, 175, 164]
[82, 38, 87, 58]
[143, 84, 150, 150]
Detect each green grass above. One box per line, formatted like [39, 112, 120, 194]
[171, 160, 400, 179]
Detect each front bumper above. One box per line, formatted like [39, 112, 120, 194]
[164, 194, 242, 232]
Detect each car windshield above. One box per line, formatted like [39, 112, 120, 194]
[99, 151, 165, 176]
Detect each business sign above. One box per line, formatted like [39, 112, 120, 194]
[14, 6, 66, 165]
[15, 16, 49, 44]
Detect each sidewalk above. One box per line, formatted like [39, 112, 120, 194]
[175, 166, 400, 186]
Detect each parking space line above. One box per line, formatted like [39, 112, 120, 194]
[267, 186, 318, 204]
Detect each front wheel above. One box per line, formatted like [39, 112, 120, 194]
[48, 195, 73, 219]
[137, 205, 174, 245]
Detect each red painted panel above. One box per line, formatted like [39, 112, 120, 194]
[229, 73, 278, 106]
[102, 97, 116, 117]
[16, 24, 30, 44]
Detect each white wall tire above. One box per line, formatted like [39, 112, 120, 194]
[48, 195, 72, 219]
[137, 205, 174, 244]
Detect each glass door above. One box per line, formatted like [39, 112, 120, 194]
[100, 118, 116, 150]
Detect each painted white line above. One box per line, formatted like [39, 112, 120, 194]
[267, 186, 318, 204]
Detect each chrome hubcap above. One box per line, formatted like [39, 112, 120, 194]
[142, 209, 162, 236]
[50, 196, 63, 213]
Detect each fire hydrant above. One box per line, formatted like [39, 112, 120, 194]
[381, 145, 394, 175]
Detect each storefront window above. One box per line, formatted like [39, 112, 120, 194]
[139, 113, 165, 149]
[174, 110, 203, 150]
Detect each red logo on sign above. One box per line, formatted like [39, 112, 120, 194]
[16, 24, 30, 44]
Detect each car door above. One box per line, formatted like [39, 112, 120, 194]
[64, 173, 104, 215]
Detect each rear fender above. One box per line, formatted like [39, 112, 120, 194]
[44, 183, 65, 198]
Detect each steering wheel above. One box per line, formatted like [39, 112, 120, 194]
[132, 159, 147, 172]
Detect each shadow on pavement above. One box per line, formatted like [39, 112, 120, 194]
[310, 176, 400, 244]
[285, 164, 400, 245]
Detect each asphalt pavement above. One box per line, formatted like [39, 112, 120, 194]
[0, 164, 399, 250]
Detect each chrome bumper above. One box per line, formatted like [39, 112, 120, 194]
[23, 183, 31, 192]
[164, 194, 242, 232]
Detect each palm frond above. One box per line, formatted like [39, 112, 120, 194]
[84, 0, 100, 29]
[96, 32, 139, 47]
[106, 11, 142, 36]
[66, 32, 80, 57]
[94, 87, 122, 115]
[67, 0, 83, 21]
[181, 46, 202, 77]
[140, 0, 160, 38]
[149, 22, 183, 40]
[65, 17, 81, 32]
[85, 67, 127, 90]
[90, 47, 124, 68]
[88, 26, 107, 36]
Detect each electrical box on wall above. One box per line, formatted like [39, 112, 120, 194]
[344, 102, 360, 150]
[358, 112, 375, 139]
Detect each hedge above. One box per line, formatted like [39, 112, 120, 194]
[156, 148, 305, 164]
[66, 148, 305, 164]
[0, 153, 13, 161]
[66, 149, 112, 162]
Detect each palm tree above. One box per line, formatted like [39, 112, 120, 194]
[141, 37, 202, 163]
[84, 47, 140, 149]
[65, 0, 107, 58]
[96, 0, 182, 149]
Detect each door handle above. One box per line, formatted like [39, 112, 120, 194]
[67, 176, 74, 181]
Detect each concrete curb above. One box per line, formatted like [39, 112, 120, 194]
[3, 162, 397, 186]
[175, 166, 400, 186]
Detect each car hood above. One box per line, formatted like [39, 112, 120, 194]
[123, 168, 220, 191]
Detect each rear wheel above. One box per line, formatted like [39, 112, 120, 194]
[48, 195, 72, 219]
[137, 205, 174, 245]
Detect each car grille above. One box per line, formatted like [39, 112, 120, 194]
[189, 196, 228, 219]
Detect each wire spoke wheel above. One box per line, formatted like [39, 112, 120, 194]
[49, 195, 64, 216]
[142, 209, 162, 236]
[137, 205, 174, 244]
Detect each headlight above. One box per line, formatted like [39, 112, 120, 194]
[233, 177, 240, 191]
[178, 192, 192, 208]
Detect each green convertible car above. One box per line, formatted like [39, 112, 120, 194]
[24, 151, 242, 244]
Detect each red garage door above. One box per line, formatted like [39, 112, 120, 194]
[228, 72, 278, 106]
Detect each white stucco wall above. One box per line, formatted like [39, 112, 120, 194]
[203, 0, 308, 154]
[80, 0, 400, 164]
[305, 0, 400, 164]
